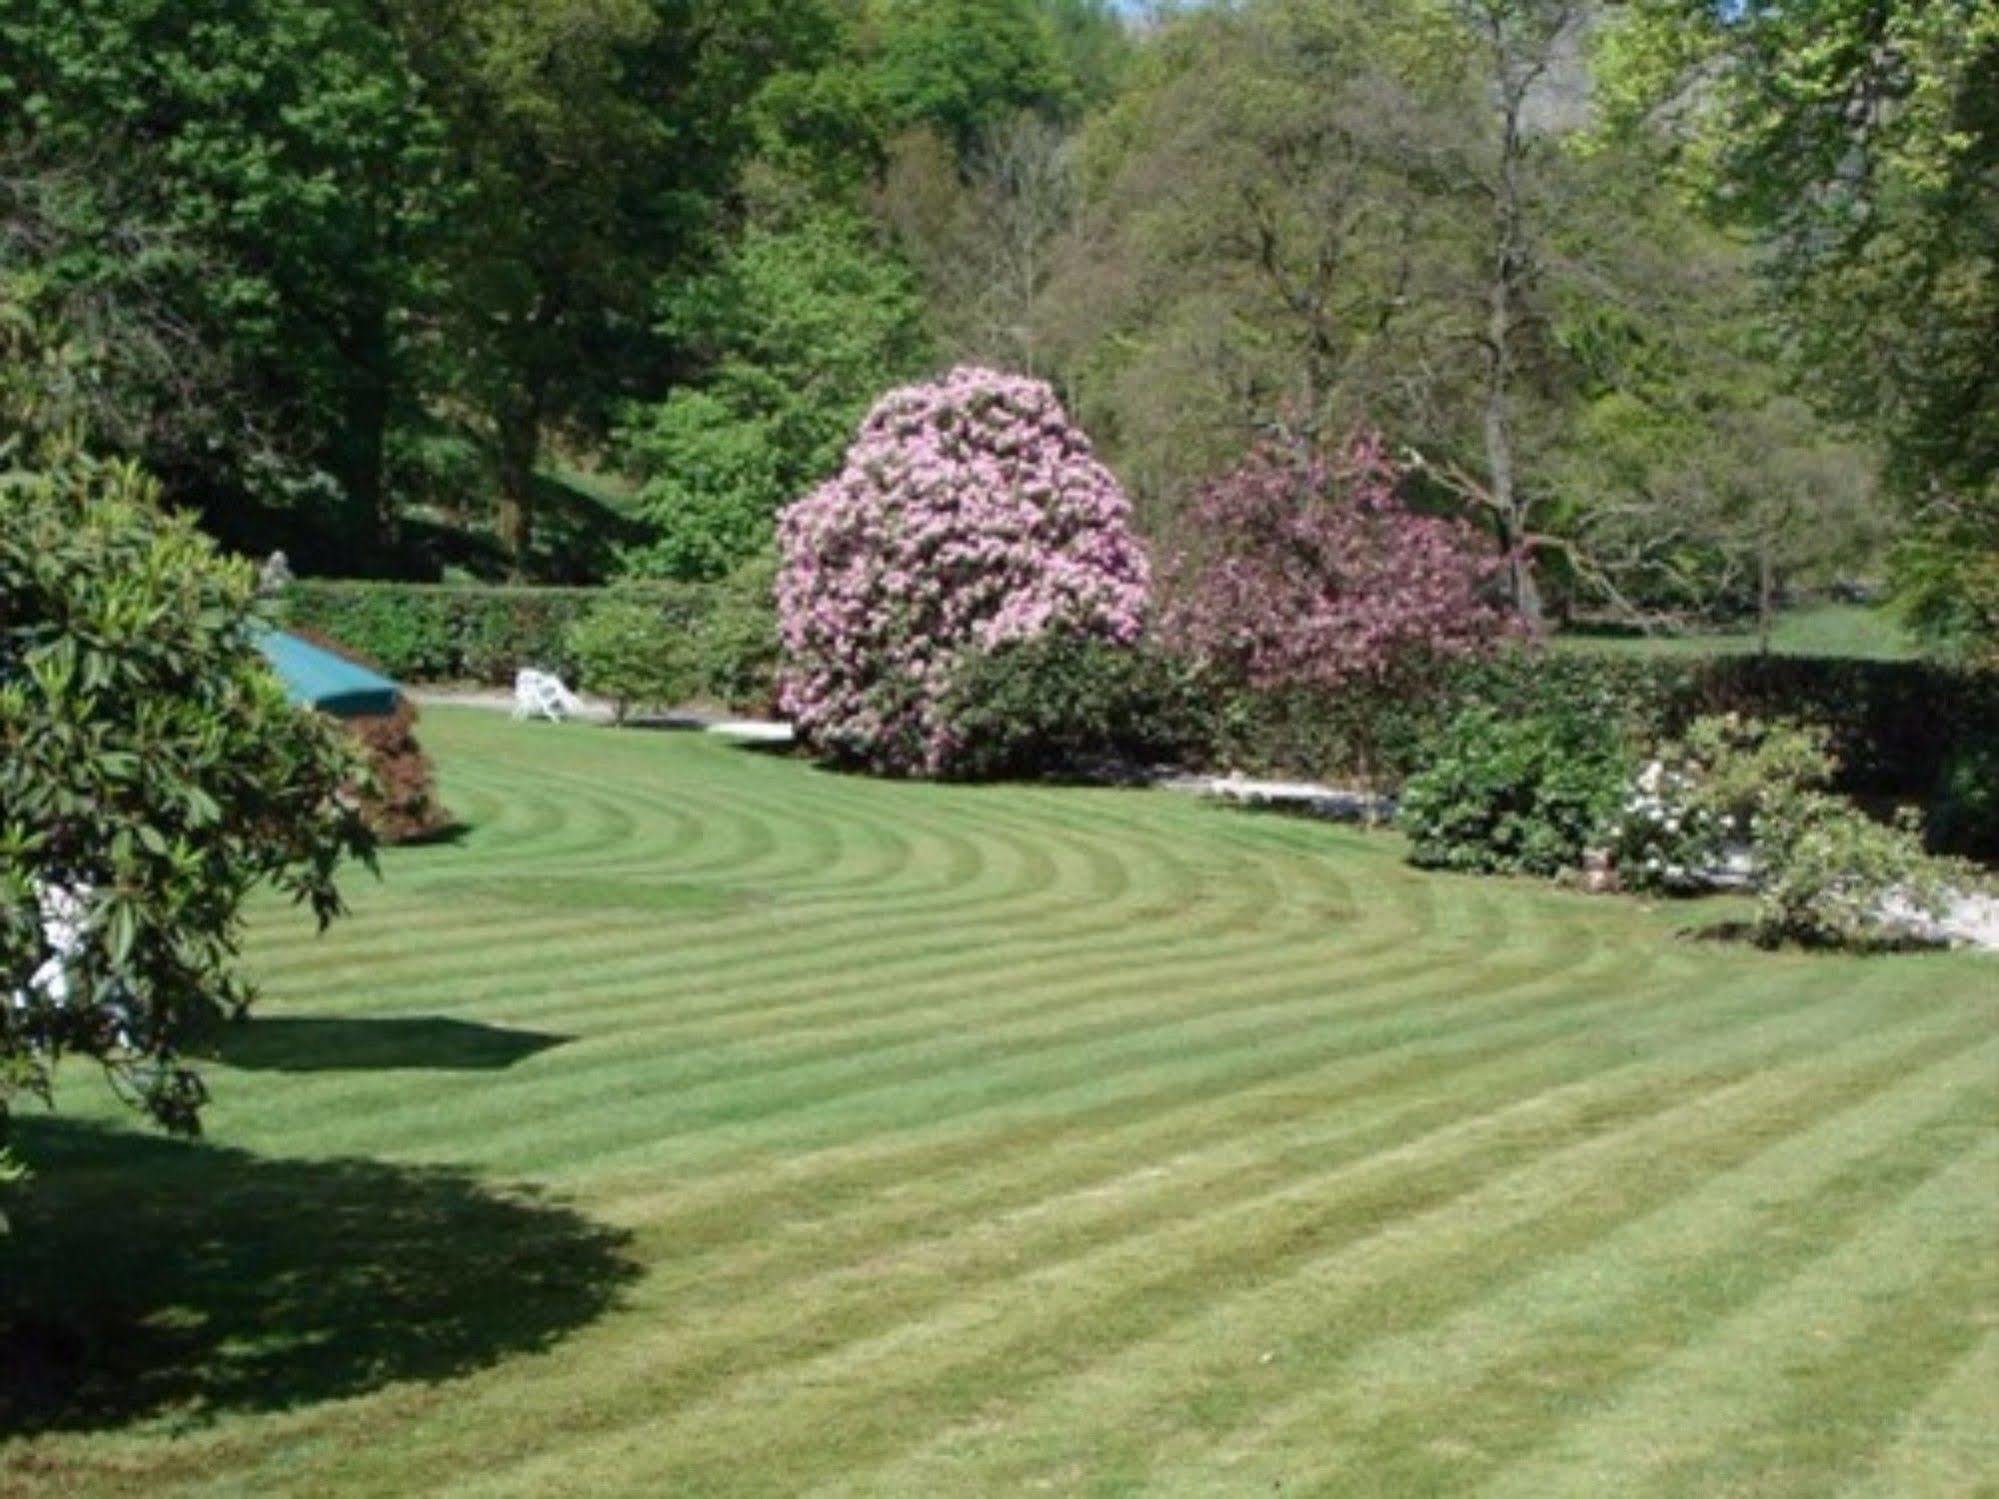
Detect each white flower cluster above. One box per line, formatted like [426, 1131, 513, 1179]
[1608, 758, 1727, 893]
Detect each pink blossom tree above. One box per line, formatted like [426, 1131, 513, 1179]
[776, 367, 1151, 774]
[1164, 433, 1513, 694]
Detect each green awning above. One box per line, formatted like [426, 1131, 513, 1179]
[256, 629, 401, 718]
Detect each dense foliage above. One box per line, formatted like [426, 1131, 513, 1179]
[283, 580, 713, 684]
[0, 445, 374, 1189]
[777, 367, 1150, 774]
[1398, 705, 1631, 877]
[939, 635, 1205, 781]
[1164, 435, 1510, 693]
[564, 593, 701, 724]
[1600, 0, 1999, 657]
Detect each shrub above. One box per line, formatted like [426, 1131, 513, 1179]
[1610, 715, 1834, 894]
[1192, 647, 1999, 800]
[286, 628, 450, 844]
[1609, 754, 1721, 894]
[1, 444, 374, 1184]
[1928, 741, 1999, 862]
[282, 580, 714, 685]
[690, 553, 781, 714]
[776, 367, 1150, 775]
[1753, 799, 1957, 950]
[1676, 654, 1999, 796]
[564, 593, 701, 723]
[1399, 706, 1631, 876]
[940, 635, 1209, 781]
[1163, 434, 1513, 709]
[1604, 712, 1969, 949]
[345, 699, 451, 844]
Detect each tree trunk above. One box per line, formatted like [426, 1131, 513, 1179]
[495, 398, 540, 580]
[1757, 544, 1775, 654]
[333, 294, 395, 567]
[1480, 28, 1544, 633]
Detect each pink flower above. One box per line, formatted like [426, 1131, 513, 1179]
[1161, 433, 1513, 692]
[778, 367, 1151, 775]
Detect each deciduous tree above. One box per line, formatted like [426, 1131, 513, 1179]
[1599, 0, 1999, 654]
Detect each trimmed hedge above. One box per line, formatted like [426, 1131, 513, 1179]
[281, 580, 714, 685]
[1207, 650, 1999, 800]
[283, 579, 1997, 805]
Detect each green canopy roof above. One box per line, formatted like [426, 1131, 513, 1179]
[256, 629, 401, 718]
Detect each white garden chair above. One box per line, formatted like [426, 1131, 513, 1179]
[512, 668, 585, 723]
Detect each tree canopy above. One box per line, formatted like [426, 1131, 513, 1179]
[1, 0, 1953, 639]
[1599, 0, 1998, 656]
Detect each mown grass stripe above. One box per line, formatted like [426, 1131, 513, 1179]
[1130, 1034, 1999, 1495]
[1477, 1140, 1998, 1498]
[425, 987, 1977, 1493]
[9, 708, 1991, 1499]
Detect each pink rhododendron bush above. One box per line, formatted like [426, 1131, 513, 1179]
[1164, 434, 1512, 692]
[777, 367, 1151, 774]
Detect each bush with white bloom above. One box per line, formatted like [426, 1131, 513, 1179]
[1610, 714, 1980, 948]
[1609, 751, 1735, 894]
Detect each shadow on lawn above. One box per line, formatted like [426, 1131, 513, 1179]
[0, 1120, 637, 1433]
[196, 1015, 569, 1073]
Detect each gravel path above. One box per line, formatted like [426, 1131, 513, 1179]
[409, 687, 793, 742]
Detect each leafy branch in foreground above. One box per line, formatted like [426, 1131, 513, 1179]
[1, 440, 375, 1196]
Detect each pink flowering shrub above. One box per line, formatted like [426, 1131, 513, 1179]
[777, 367, 1151, 774]
[1163, 434, 1512, 694]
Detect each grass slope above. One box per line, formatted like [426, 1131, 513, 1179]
[4, 709, 1994, 1496]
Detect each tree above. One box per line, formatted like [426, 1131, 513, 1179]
[1, 0, 860, 576]
[776, 366, 1151, 774]
[1532, 156, 1888, 632]
[620, 199, 932, 581]
[407, 0, 863, 574]
[868, 0, 1081, 154]
[880, 112, 1077, 376]
[1599, 0, 1999, 655]
[0, 147, 287, 493]
[1162, 432, 1511, 694]
[0, 0, 444, 561]
[400, 0, 656, 571]
[1894, 492, 1999, 667]
[1, 441, 375, 1207]
[1454, 0, 1586, 627]
[1037, 0, 1490, 517]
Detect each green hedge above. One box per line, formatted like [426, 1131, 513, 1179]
[283, 580, 1996, 803]
[1207, 650, 1999, 800]
[280, 581, 714, 685]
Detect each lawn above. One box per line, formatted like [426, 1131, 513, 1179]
[1556, 604, 1921, 661]
[4, 708, 1994, 1496]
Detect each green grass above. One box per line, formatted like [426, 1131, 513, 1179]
[5, 709, 1994, 1496]
[1557, 604, 1921, 660]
